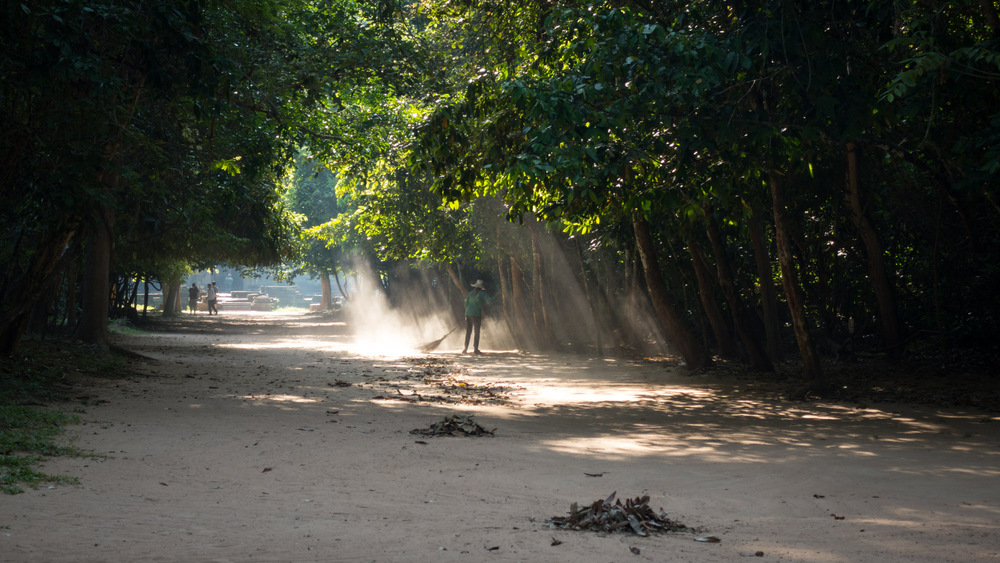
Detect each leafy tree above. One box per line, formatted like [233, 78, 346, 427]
[1, 0, 434, 353]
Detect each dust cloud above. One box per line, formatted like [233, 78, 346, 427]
[338, 220, 671, 358]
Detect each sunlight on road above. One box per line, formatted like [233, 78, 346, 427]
[240, 393, 321, 405]
[538, 434, 733, 461]
[218, 337, 423, 359]
[519, 380, 713, 405]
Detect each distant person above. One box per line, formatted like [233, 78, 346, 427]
[463, 279, 495, 355]
[206, 282, 218, 315]
[188, 283, 199, 314]
[212, 282, 221, 314]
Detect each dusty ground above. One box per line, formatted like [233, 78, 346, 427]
[2, 311, 999, 562]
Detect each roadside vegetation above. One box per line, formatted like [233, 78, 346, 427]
[0, 341, 124, 494]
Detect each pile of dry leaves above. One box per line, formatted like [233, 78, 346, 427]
[547, 492, 688, 536]
[409, 414, 496, 437]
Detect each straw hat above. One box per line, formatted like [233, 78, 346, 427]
[471, 279, 486, 290]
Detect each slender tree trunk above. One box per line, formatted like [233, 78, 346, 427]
[689, 244, 740, 359]
[575, 239, 604, 357]
[529, 226, 553, 348]
[127, 277, 138, 320]
[845, 142, 903, 359]
[632, 216, 709, 369]
[445, 263, 465, 294]
[510, 255, 537, 350]
[769, 171, 824, 387]
[497, 252, 513, 329]
[334, 271, 349, 301]
[747, 202, 782, 361]
[703, 212, 774, 371]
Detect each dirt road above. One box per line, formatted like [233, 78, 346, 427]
[3, 311, 998, 562]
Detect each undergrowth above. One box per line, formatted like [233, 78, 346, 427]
[0, 339, 119, 494]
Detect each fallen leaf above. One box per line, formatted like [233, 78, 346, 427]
[550, 537, 562, 546]
[414, 440, 428, 445]
[159, 482, 168, 486]
[584, 472, 604, 477]
[695, 536, 721, 543]
[629, 546, 641, 555]
[485, 546, 499, 551]
[262, 467, 273, 473]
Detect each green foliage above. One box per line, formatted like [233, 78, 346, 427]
[5, 0, 1000, 362]
[408, 0, 1000, 362]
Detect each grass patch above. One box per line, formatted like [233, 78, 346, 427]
[0, 340, 114, 494]
[109, 318, 146, 336]
[0, 405, 81, 494]
[0, 406, 81, 494]
[1, 455, 79, 495]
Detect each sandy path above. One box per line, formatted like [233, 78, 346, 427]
[2, 311, 999, 562]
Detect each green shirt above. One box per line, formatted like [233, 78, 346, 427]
[464, 289, 494, 317]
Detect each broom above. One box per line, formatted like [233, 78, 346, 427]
[419, 325, 460, 353]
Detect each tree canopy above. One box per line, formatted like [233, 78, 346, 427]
[4, 0, 998, 388]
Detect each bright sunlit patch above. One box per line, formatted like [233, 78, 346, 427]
[540, 435, 673, 457]
[800, 414, 840, 420]
[220, 338, 346, 352]
[521, 381, 712, 405]
[239, 394, 319, 404]
[536, 435, 741, 462]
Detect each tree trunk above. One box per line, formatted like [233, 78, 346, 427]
[28, 290, 53, 338]
[703, 211, 774, 371]
[334, 271, 349, 301]
[981, 0, 1000, 34]
[769, 171, 824, 387]
[574, 239, 604, 357]
[320, 270, 332, 309]
[510, 255, 538, 350]
[747, 202, 782, 361]
[845, 142, 903, 359]
[689, 244, 740, 359]
[73, 207, 115, 349]
[161, 281, 180, 316]
[497, 252, 513, 329]
[0, 228, 76, 354]
[529, 226, 553, 348]
[445, 263, 465, 294]
[632, 216, 710, 369]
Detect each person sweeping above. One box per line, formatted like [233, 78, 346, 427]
[463, 279, 495, 355]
